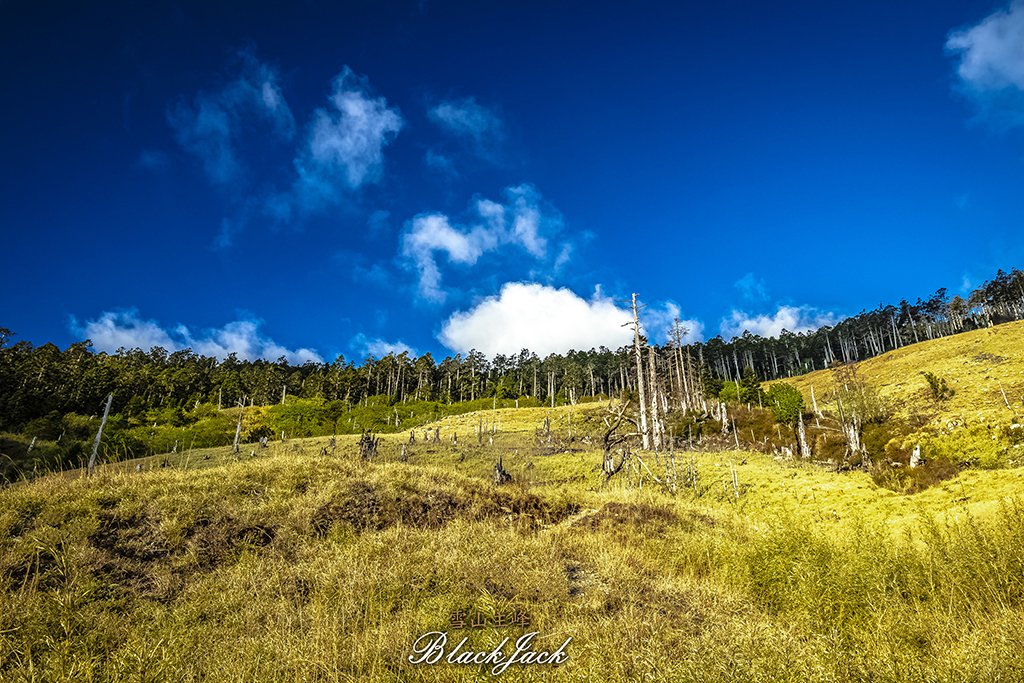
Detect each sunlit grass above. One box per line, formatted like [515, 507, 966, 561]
[3, 399, 1024, 682]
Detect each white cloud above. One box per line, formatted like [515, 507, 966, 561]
[74, 310, 176, 353]
[440, 283, 636, 356]
[428, 97, 503, 152]
[947, 1, 1024, 127]
[169, 51, 294, 184]
[292, 67, 403, 211]
[75, 310, 321, 364]
[351, 333, 416, 359]
[720, 306, 837, 340]
[401, 184, 561, 302]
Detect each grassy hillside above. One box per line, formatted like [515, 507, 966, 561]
[784, 320, 1024, 423]
[3, 393, 1024, 681]
[4, 329, 1024, 681]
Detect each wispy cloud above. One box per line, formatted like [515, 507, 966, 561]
[170, 58, 403, 239]
[137, 150, 170, 171]
[428, 96, 504, 156]
[168, 50, 294, 185]
[424, 149, 458, 177]
[289, 67, 404, 215]
[720, 306, 836, 340]
[401, 184, 564, 303]
[73, 309, 321, 364]
[733, 272, 768, 302]
[947, 1, 1024, 129]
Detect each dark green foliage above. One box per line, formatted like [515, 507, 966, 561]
[765, 383, 804, 424]
[922, 371, 955, 401]
[738, 368, 764, 405]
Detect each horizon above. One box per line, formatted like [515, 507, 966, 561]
[2, 266, 1009, 366]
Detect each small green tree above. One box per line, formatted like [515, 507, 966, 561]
[719, 381, 739, 402]
[738, 368, 764, 404]
[765, 383, 804, 423]
[922, 372, 955, 401]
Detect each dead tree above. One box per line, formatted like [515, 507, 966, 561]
[602, 401, 639, 480]
[358, 431, 379, 460]
[836, 398, 863, 465]
[648, 346, 663, 450]
[409, 429, 416, 444]
[232, 397, 246, 454]
[629, 293, 651, 449]
[493, 456, 512, 485]
[797, 412, 811, 459]
[88, 393, 113, 476]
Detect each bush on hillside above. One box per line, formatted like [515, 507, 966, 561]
[765, 383, 804, 424]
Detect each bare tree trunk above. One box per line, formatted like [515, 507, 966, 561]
[910, 444, 921, 468]
[632, 293, 650, 449]
[88, 393, 113, 476]
[797, 412, 811, 459]
[232, 399, 245, 454]
[648, 346, 662, 450]
[810, 385, 821, 427]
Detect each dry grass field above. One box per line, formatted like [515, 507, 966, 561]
[3, 328, 1024, 681]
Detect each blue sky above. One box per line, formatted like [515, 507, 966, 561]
[2, 0, 1023, 362]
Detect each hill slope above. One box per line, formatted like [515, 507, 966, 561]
[3, 332, 1024, 681]
[784, 320, 1024, 422]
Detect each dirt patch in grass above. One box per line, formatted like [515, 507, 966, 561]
[573, 502, 679, 532]
[312, 481, 461, 533]
[311, 480, 578, 535]
[88, 510, 171, 563]
[185, 515, 278, 569]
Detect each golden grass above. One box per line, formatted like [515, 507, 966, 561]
[783, 320, 1024, 423]
[5, 327, 1024, 682]
[3, 408, 1024, 682]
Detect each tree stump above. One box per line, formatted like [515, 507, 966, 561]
[359, 431, 379, 460]
[493, 456, 512, 485]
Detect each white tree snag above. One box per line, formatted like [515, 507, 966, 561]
[648, 346, 662, 450]
[232, 398, 245, 454]
[797, 412, 811, 459]
[88, 392, 113, 476]
[910, 444, 922, 468]
[631, 293, 650, 450]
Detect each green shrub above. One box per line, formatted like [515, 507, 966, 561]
[922, 371, 955, 401]
[765, 383, 804, 424]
